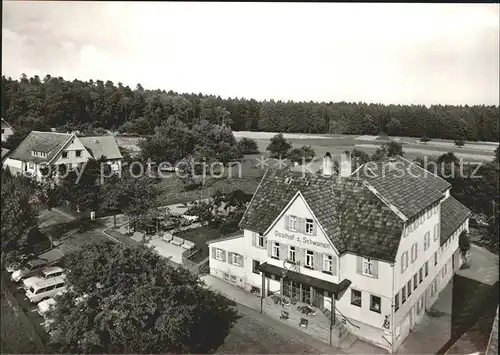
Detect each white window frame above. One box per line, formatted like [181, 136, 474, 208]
[427, 208, 432, 218]
[363, 257, 374, 276]
[323, 255, 333, 273]
[75, 150, 82, 157]
[272, 242, 280, 258]
[411, 244, 417, 263]
[289, 216, 297, 231]
[305, 250, 314, 267]
[288, 246, 296, 262]
[401, 251, 409, 272]
[232, 253, 241, 266]
[257, 234, 265, 248]
[424, 232, 430, 250]
[434, 224, 439, 241]
[215, 248, 223, 260]
[370, 294, 381, 313]
[305, 218, 314, 235]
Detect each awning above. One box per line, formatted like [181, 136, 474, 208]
[258, 262, 351, 296]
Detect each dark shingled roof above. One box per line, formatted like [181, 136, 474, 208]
[239, 168, 404, 262]
[356, 156, 451, 219]
[8, 131, 73, 163]
[440, 196, 472, 245]
[80, 136, 123, 160]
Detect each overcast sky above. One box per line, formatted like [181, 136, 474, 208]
[2, 1, 499, 106]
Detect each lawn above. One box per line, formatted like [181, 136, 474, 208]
[176, 226, 242, 263]
[1, 293, 43, 354]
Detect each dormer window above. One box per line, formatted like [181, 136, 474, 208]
[62, 151, 68, 159]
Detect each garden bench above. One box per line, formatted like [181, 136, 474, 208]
[181, 240, 195, 250]
[171, 236, 184, 246]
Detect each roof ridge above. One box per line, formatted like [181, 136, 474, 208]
[31, 130, 72, 136]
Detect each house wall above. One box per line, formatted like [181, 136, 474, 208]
[1, 126, 13, 142]
[2, 157, 23, 175]
[52, 137, 92, 168]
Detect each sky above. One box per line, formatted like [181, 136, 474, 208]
[2, 1, 499, 106]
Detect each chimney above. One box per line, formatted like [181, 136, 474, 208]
[323, 152, 333, 176]
[340, 151, 352, 178]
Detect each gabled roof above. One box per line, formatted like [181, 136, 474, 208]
[239, 168, 404, 262]
[8, 131, 74, 163]
[1, 118, 13, 129]
[79, 136, 122, 160]
[486, 307, 498, 355]
[1, 148, 10, 162]
[440, 196, 472, 245]
[356, 156, 451, 219]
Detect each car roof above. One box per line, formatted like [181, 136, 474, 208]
[42, 266, 63, 274]
[28, 258, 48, 267]
[32, 276, 66, 289]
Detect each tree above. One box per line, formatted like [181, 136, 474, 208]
[371, 141, 404, 160]
[351, 148, 371, 167]
[47, 241, 238, 353]
[437, 152, 459, 165]
[458, 230, 471, 269]
[288, 145, 316, 164]
[1, 175, 40, 263]
[266, 133, 291, 158]
[454, 139, 465, 147]
[236, 137, 259, 155]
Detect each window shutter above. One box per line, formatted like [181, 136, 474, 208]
[221, 250, 227, 262]
[313, 252, 321, 270]
[299, 218, 306, 234]
[267, 242, 272, 258]
[356, 256, 363, 274]
[401, 254, 405, 273]
[415, 244, 418, 260]
[297, 248, 305, 266]
[437, 223, 440, 240]
[279, 243, 287, 260]
[239, 256, 244, 268]
[251, 232, 256, 247]
[228, 252, 233, 264]
[372, 260, 379, 278]
[313, 221, 317, 236]
[284, 215, 289, 230]
[332, 256, 337, 275]
[212, 247, 216, 259]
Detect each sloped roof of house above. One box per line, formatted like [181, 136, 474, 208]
[440, 196, 472, 245]
[355, 156, 451, 219]
[8, 131, 74, 163]
[1, 118, 13, 129]
[486, 307, 499, 355]
[239, 168, 404, 261]
[79, 136, 122, 160]
[1, 148, 10, 162]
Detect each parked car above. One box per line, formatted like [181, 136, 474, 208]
[24, 276, 67, 303]
[5, 254, 36, 273]
[22, 266, 66, 288]
[37, 297, 57, 317]
[11, 258, 49, 282]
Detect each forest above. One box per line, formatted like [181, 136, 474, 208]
[1, 74, 499, 142]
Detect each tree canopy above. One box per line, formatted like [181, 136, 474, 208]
[3, 74, 497, 142]
[47, 241, 238, 353]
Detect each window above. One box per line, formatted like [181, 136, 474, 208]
[351, 289, 362, 307]
[395, 293, 399, 312]
[62, 151, 68, 159]
[434, 223, 440, 241]
[407, 280, 412, 297]
[289, 216, 297, 231]
[434, 252, 438, 266]
[232, 253, 241, 266]
[75, 150, 82, 157]
[223, 273, 229, 281]
[424, 232, 430, 250]
[427, 208, 432, 218]
[425, 261, 429, 277]
[442, 266, 446, 278]
[305, 218, 314, 235]
[402, 285, 407, 304]
[417, 296, 424, 314]
[257, 234, 265, 248]
[370, 295, 381, 313]
[419, 267, 423, 283]
[413, 274, 418, 290]
[420, 214, 425, 223]
[363, 258, 374, 276]
[252, 260, 260, 274]
[323, 255, 333, 273]
[272, 242, 280, 259]
[288, 246, 296, 262]
[401, 251, 409, 272]
[230, 275, 237, 284]
[434, 205, 438, 214]
[28, 161, 34, 169]
[305, 250, 314, 268]
[411, 244, 418, 263]
[215, 249, 223, 260]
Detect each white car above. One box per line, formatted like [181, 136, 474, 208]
[11, 259, 48, 282]
[37, 297, 57, 317]
[24, 276, 66, 303]
[23, 266, 66, 286]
